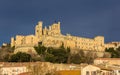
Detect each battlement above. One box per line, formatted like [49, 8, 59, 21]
[11, 21, 106, 54]
[35, 21, 61, 38]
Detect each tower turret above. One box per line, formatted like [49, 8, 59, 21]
[11, 37, 15, 47]
[35, 21, 43, 38]
[43, 26, 48, 35]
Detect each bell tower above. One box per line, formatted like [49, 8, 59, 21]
[35, 21, 43, 39]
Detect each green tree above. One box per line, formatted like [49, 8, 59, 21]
[69, 50, 97, 64]
[34, 44, 70, 63]
[45, 48, 70, 63]
[70, 50, 85, 64]
[9, 52, 31, 62]
[70, 53, 82, 64]
[45, 53, 55, 62]
[0, 44, 14, 61]
[34, 45, 46, 55]
[116, 47, 120, 57]
[3, 54, 10, 62]
[34, 44, 47, 61]
[105, 47, 120, 58]
[84, 51, 94, 64]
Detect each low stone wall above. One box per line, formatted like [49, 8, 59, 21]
[14, 46, 37, 54]
[25, 62, 79, 75]
[71, 49, 111, 58]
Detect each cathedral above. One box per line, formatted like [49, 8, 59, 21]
[11, 21, 105, 54]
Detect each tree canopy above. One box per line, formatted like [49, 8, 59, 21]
[105, 47, 120, 58]
[9, 52, 31, 62]
[34, 44, 70, 63]
[34, 44, 98, 64]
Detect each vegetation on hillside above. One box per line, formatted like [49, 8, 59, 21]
[0, 44, 14, 61]
[34, 44, 70, 63]
[105, 46, 120, 58]
[0, 44, 32, 62]
[1, 43, 117, 64]
[9, 52, 31, 62]
[34, 44, 98, 64]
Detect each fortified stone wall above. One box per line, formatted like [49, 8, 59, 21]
[11, 21, 106, 54]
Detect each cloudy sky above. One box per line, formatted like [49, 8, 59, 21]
[0, 0, 120, 45]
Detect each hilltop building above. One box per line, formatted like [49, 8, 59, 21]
[104, 42, 120, 50]
[11, 21, 105, 54]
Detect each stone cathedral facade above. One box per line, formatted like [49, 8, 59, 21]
[11, 21, 105, 54]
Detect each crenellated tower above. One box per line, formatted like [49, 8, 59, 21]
[35, 21, 43, 41]
[48, 22, 61, 36]
[11, 37, 15, 47]
[43, 26, 48, 35]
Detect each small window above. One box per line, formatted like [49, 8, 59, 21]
[118, 70, 120, 73]
[93, 71, 97, 75]
[86, 71, 89, 75]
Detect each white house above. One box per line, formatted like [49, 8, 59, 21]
[81, 65, 100, 75]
